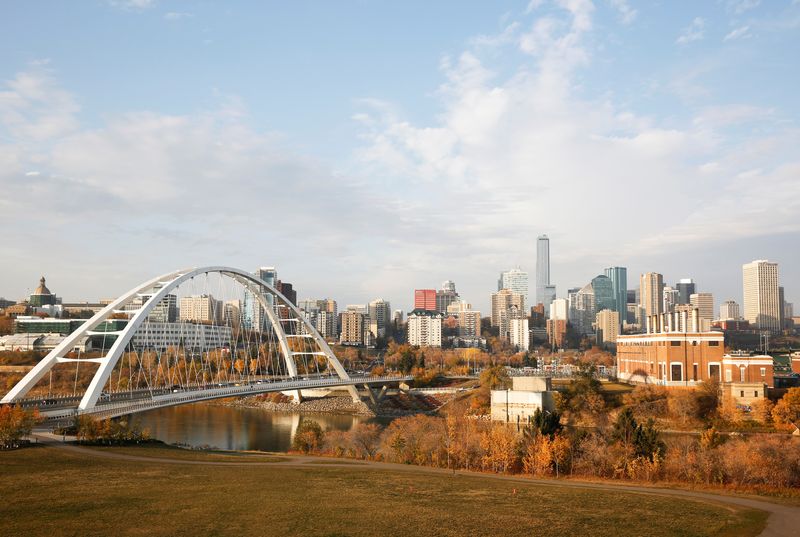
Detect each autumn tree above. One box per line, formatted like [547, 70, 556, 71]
[292, 419, 323, 453]
[772, 387, 800, 429]
[0, 406, 40, 448]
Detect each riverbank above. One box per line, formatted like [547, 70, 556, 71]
[225, 392, 453, 418]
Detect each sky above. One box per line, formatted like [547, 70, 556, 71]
[0, 0, 798, 314]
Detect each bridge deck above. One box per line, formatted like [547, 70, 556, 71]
[31, 375, 412, 423]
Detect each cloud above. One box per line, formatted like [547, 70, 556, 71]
[723, 25, 751, 41]
[108, 0, 156, 10]
[350, 0, 800, 300]
[0, 64, 79, 141]
[608, 0, 637, 25]
[676, 17, 705, 45]
[726, 0, 760, 15]
[164, 12, 192, 21]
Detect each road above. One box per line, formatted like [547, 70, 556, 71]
[31, 433, 800, 537]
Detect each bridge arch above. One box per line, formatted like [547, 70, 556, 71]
[2, 266, 357, 410]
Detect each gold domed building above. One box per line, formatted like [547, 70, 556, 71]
[29, 276, 57, 307]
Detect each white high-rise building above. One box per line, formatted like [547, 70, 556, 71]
[549, 298, 568, 321]
[179, 295, 221, 323]
[509, 317, 529, 351]
[663, 286, 679, 314]
[743, 260, 781, 331]
[568, 283, 595, 336]
[640, 272, 664, 318]
[499, 268, 528, 307]
[536, 235, 551, 306]
[407, 310, 442, 347]
[719, 300, 741, 320]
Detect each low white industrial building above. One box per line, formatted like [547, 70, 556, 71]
[490, 376, 556, 422]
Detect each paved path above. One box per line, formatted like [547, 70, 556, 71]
[31, 433, 800, 537]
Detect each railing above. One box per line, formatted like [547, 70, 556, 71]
[36, 374, 413, 421]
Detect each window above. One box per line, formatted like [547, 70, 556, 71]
[740, 367, 746, 382]
[708, 341, 719, 346]
[671, 363, 683, 382]
[740, 390, 744, 398]
[755, 391, 759, 398]
[693, 364, 698, 381]
[709, 364, 720, 380]
[760, 367, 766, 377]
[725, 369, 732, 382]
[670, 341, 681, 347]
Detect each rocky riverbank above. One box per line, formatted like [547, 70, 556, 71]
[226, 395, 376, 416]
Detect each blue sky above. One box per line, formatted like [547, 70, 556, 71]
[1, 0, 798, 314]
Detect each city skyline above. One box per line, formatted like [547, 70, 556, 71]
[1, 1, 798, 314]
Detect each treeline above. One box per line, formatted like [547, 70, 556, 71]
[0, 406, 40, 449]
[293, 403, 800, 493]
[70, 415, 151, 445]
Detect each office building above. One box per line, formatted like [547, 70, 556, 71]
[535, 235, 551, 306]
[595, 309, 620, 347]
[547, 298, 568, 348]
[414, 289, 437, 312]
[569, 283, 595, 336]
[663, 286, 679, 314]
[640, 272, 664, 317]
[509, 317, 529, 351]
[499, 268, 528, 306]
[179, 295, 221, 324]
[604, 266, 627, 328]
[368, 298, 392, 339]
[491, 289, 525, 328]
[436, 281, 459, 314]
[690, 292, 714, 331]
[743, 260, 781, 331]
[458, 310, 481, 338]
[340, 310, 366, 346]
[407, 309, 442, 347]
[592, 275, 614, 313]
[676, 278, 696, 305]
[719, 300, 741, 321]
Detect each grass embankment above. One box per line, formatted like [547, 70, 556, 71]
[0, 444, 767, 537]
[86, 443, 289, 463]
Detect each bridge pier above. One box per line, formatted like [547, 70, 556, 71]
[363, 384, 388, 407]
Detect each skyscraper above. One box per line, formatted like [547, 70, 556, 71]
[676, 278, 696, 305]
[414, 289, 437, 311]
[743, 260, 780, 331]
[499, 268, 528, 306]
[690, 292, 714, 331]
[536, 235, 551, 306]
[719, 300, 740, 320]
[591, 275, 614, 313]
[640, 272, 664, 318]
[604, 266, 627, 328]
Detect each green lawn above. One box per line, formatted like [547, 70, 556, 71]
[0, 445, 767, 537]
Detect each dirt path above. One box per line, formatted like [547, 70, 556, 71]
[31, 433, 800, 537]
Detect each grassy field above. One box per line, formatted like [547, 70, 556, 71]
[86, 443, 289, 463]
[0, 444, 767, 537]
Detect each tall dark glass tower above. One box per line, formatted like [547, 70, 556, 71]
[604, 266, 627, 328]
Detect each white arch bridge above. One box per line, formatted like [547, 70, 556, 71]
[2, 267, 409, 423]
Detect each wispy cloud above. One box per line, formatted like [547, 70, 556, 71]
[164, 12, 192, 21]
[108, 0, 156, 10]
[676, 17, 705, 45]
[723, 25, 751, 40]
[608, 0, 637, 25]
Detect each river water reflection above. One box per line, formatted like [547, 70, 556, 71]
[134, 403, 375, 452]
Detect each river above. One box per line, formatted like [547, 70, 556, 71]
[132, 403, 376, 452]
